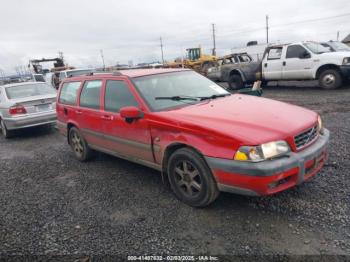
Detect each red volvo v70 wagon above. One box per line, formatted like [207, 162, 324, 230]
[56, 69, 329, 207]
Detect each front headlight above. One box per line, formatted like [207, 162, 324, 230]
[234, 141, 290, 162]
[317, 115, 324, 134]
[342, 57, 350, 65]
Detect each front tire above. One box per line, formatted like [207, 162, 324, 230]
[0, 119, 13, 139]
[167, 148, 219, 207]
[69, 127, 94, 161]
[228, 74, 244, 90]
[319, 69, 342, 89]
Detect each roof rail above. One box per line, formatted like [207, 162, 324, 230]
[112, 71, 123, 76]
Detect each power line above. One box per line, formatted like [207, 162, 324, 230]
[270, 13, 350, 28]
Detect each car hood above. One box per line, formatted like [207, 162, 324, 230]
[318, 51, 350, 59]
[156, 95, 318, 145]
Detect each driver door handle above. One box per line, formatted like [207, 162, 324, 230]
[283, 61, 286, 66]
[101, 115, 113, 120]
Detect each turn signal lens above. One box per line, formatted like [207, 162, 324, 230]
[234, 151, 248, 161]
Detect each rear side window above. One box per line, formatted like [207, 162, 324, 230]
[104, 80, 139, 112]
[267, 48, 282, 60]
[80, 80, 102, 109]
[286, 45, 307, 59]
[59, 82, 81, 105]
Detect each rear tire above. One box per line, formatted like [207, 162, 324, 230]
[167, 148, 219, 207]
[319, 69, 342, 89]
[228, 74, 244, 90]
[68, 127, 94, 161]
[0, 120, 13, 139]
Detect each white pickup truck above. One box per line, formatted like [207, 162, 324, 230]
[211, 41, 350, 89]
[261, 41, 350, 89]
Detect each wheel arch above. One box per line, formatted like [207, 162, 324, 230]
[315, 64, 341, 79]
[229, 69, 246, 82]
[66, 122, 78, 144]
[161, 142, 205, 175]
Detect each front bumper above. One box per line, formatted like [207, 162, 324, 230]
[3, 111, 57, 130]
[340, 65, 350, 79]
[205, 129, 330, 196]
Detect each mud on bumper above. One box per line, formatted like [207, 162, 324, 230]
[205, 129, 330, 196]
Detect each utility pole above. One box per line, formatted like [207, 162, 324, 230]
[160, 37, 165, 64]
[266, 15, 269, 44]
[212, 23, 216, 56]
[337, 31, 340, 41]
[100, 49, 105, 71]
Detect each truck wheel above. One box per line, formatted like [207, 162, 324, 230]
[167, 148, 219, 207]
[0, 120, 13, 139]
[228, 74, 244, 90]
[69, 127, 94, 161]
[319, 69, 342, 89]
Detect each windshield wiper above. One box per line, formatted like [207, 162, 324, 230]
[155, 95, 199, 101]
[199, 93, 231, 101]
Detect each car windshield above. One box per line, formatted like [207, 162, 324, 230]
[132, 71, 230, 111]
[328, 42, 350, 51]
[67, 69, 95, 77]
[304, 42, 331, 54]
[5, 83, 56, 99]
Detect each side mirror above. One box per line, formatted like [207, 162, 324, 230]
[299, 51, 311, 59]
[120, 106, 143, 123]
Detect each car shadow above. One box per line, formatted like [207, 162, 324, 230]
[4, 124, 57, 140]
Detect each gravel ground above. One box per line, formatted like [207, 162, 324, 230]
[0, 82, 349, 260]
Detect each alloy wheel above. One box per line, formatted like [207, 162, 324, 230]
[71, 131, 84, 158]
[174, 160, 202, 197]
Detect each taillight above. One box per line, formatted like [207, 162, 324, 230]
[9, 105, 27, 115]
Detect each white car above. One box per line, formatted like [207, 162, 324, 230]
[0, 82, 57, 138]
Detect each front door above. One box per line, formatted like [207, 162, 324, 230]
[100, 79, 154, 163]
[282, 45, 313, 80]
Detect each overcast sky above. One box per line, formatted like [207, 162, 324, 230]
[1, 0, 350, 74]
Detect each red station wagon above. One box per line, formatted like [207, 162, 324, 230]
[56, 69, 329, 207]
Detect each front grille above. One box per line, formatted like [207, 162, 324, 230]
[294, 125, 318, 150]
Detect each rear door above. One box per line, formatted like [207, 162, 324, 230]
[76, 79, 106, 147]
[262, 47, 283, 80]
[101, 79, 154, 162]
[57, 81, 82, 128]
[282, 44, 313, 79]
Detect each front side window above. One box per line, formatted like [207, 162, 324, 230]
[286, 45, 308, 59]
[104, 80, 139, 112]
[267, 48, 282, 60]
[79, 80, 102, 109]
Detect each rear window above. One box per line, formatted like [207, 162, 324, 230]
[59, 81, 81, 105]
[5, 83, 56, 99]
